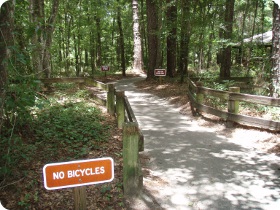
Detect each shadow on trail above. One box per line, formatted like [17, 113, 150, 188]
[115, 77, 280, 210]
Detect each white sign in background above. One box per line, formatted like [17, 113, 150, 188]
[0, 0, 9, 9]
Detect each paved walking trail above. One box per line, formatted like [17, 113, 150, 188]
[114, 76, 280, 210]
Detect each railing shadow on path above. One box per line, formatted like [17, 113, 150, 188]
[114, 76, 280, 210]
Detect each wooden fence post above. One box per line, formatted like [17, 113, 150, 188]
[73, 186, 86, 210]
[196, 81, 204, 114]
[107, 84, 115, 115]
[123, 122, 142, 196]
[227, 87, 240, 128]
[116, 91, 125, 129]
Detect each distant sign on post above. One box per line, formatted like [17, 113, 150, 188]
[43, 157, 114, 190]
[154, 69, 166, 76]
[101, 66, 110, 71]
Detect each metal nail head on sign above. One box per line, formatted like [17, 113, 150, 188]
[43, 157, 114, 190]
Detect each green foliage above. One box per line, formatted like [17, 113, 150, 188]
[0, 87, 110, 180]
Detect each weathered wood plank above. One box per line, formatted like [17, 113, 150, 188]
[230, 93, 280, 107]
[116, 91, 125, 129]
[124, 96, 137, 123]
[199, 86, 229, 100]
[191, 99, 280, 131]
[123, 122, 141, 196]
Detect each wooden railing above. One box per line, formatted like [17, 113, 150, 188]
[108, 87, 144, 196]
[187, 78, 280, 131]
[40, 77, 144, 196]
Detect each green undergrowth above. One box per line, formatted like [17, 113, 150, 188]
[0, 84, 111, 181]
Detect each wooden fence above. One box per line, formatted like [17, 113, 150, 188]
[187, 78, 280, 131]
[40, 78, 144, 196]
[104, 84, 144, 196]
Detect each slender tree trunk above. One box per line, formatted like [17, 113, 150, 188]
[43, 0, 59, 78]
[179, 0, 191, 83]
[117, 0, 126, 76]
[156, 0, 163, 68]
[65, 12, 72, 76]
[29, 0, 59, 78]
[0, 0, 14, 132]
[95, 15, 102, 67]
[132, 0, 143, 73]
[29, 0, 43, 77]
[166, 0, 177, 77]
[90, 31, 96, 76]
[146, 0, 159, 79]
[140, 0, 147, 69]
[271, 3, 280, 98]
[239, 0, 250, 65]
[220, 0, 235, 79]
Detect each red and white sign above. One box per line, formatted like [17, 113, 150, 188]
[154, 69, 166, 76]
[101, 66, 110, 71]
[43, 157, 114, 190]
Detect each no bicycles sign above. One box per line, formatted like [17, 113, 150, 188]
[43, 157, 114, 190]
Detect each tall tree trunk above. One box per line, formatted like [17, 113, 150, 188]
[166, 0, 177, 77]
[220, 0, 235, 79]
[0, 0, 14, 132]
[43, 0, 59, 78]
[179, 0, 191, 83]
[29, 0, 59, 78]
[156, 0, 163, 68]
[117, 0, 126, 76]
[29, 0, 44, 77]
[90, 31, 96, 76]
[271, 2, 280, 98]
[140, 0, 147, 68]
[146, 0, 159, 79]
[132, 0, 143, 73]
[64, 1, 72, 76]
[95, 15, 102, 67]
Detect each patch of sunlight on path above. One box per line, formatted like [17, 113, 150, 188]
[114, 76, 280, 210]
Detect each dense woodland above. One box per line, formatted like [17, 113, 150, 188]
[1, 0, 280, 176]
[1, 1, 280, 208]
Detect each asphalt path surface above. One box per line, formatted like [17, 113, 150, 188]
[114, 76, 280, 210]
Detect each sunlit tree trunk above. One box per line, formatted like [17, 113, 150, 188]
[132, 0, 143, 73]
[271, 2, 280, 98]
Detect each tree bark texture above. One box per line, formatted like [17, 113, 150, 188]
[146, 0, 159, 79]
[132, 0, 143, 73]
[117, 0, 126, 76]
[0, 1, 14, 132]
[166, 0, 177, 77]
[220, 0, 235, 79]
[179, 0, 191, 83]
[29, 0, 59, 78]
[272, 2, 280, 98]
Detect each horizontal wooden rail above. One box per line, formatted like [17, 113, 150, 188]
[187, 78, 280, 131]
[124, 96, 138, 123]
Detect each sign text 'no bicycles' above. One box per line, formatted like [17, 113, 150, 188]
[43, 157, 114, 190]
